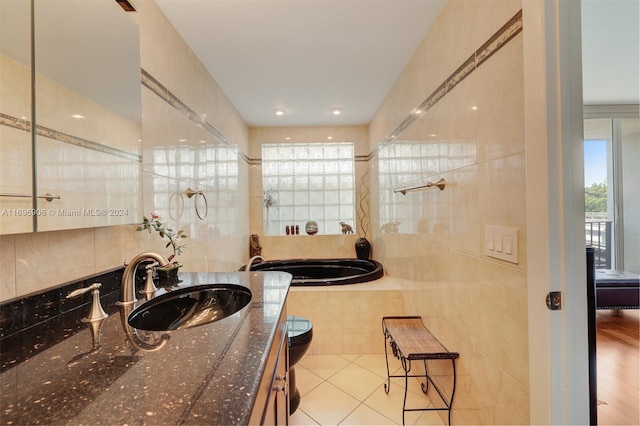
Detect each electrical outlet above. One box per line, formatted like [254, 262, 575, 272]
[485, 226, 518, 264]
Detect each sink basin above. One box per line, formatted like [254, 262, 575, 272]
[128, 284, 252, 331]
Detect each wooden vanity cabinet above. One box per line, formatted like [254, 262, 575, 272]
[249, 306, 289, 425]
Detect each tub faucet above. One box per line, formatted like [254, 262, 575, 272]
[244, 255, 264, 271]
[119, 252, 169, 306]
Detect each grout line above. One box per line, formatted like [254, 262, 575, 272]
[293, 354, 442, 426]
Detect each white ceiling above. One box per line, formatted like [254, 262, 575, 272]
[154, 0, 447, 127]
[581, 0, 639, 106]
[155, 0, 639, 128]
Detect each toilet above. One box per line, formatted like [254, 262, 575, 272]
[286, 315, 313, 415]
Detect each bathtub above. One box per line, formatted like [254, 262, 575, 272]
[249, 258, 384, 286]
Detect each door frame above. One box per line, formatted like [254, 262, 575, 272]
[523, 0, 589, 423]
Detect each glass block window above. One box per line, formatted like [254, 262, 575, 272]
[261, 142, 355, 235]
[149, 140, 240, 236]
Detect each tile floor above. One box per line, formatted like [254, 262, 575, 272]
[289, 354, 445, 426]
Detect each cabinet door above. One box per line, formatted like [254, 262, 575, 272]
[274, 336, 289, 425]
[264, 332, 289, 425]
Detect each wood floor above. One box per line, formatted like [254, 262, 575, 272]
[596, 310, 639, 425]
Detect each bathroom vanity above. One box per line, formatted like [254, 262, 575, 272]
[0, 271, 291, 425]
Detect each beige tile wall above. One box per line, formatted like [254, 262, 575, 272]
[286, 277, 404, 355]
[368, 0, 529, 424]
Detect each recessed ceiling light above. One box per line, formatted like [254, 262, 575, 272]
[331, 108, 342, 116]
[274, 109, 284, 116]
[327, 136, 333, 140]
[71, 114, 84, 119]
[285, 137, 291, 140]
[178, 138, 187, 143]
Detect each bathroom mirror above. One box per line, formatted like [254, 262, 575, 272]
[34, 0, 142, 232]
[0, 0, 34, 234]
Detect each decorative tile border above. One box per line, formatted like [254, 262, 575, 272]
[0, 112, 30, 132]
[420, 81, 447, 112]
[378, 9, 523, 148]
[0, 113, 141, 163]
[36, 125, 141, 162]
[141, 69, 249, 164]
[476, 10, 524, 67]
[446, 54, 476, 93]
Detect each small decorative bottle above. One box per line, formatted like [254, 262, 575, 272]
[295, 225, 299, 235]
[286, 225, 290, 235]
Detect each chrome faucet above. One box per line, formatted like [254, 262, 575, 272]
[243, 254, 264, 271]
[244, 255, 264, 271]
[119, 252, 169, 306]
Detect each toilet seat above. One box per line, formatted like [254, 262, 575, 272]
[287, 315, 313, 347]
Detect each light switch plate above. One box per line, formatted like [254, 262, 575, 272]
[485, 226, 519, 264]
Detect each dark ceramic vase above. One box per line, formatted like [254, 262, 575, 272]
[156, 262, 182, 278]
[355, 237, 371, 260]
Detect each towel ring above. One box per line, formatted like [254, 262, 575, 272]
[185, 187, 208, 220]
[169, 191, 185, 221]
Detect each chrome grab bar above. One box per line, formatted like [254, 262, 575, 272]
[0, 193, 61, 202]
[394, 178, 446, 195]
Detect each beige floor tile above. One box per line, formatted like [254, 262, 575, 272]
[290, 407, 320, 426]
[340, 354, 362, 362]
[289, 353, 441, 426]
[299, 381, 360, 425]
[328, 363, 387, 402]
[338, 353, 360, 362]
[394, 375, 431, 398]
[298, 354, 352, 380]
[338, 404, 397, 425]
[295, 365, 325, 396]
[353, 353, 402, 379]
[415, 410, 446, 425]
[363, 383, 433, 425]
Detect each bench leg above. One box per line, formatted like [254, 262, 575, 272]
[383, 332, 394, 394]
[448, 358, 457, 426]
[421, 359, 429, 394]
[401, 357, 412, 426]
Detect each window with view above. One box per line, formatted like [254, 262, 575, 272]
[584, 115, 640, 272]
[261, 142, 355, 236]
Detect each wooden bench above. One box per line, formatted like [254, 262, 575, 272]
[382, 316, 459, 425]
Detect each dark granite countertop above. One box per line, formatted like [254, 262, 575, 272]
[0, 271, 291, 425]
